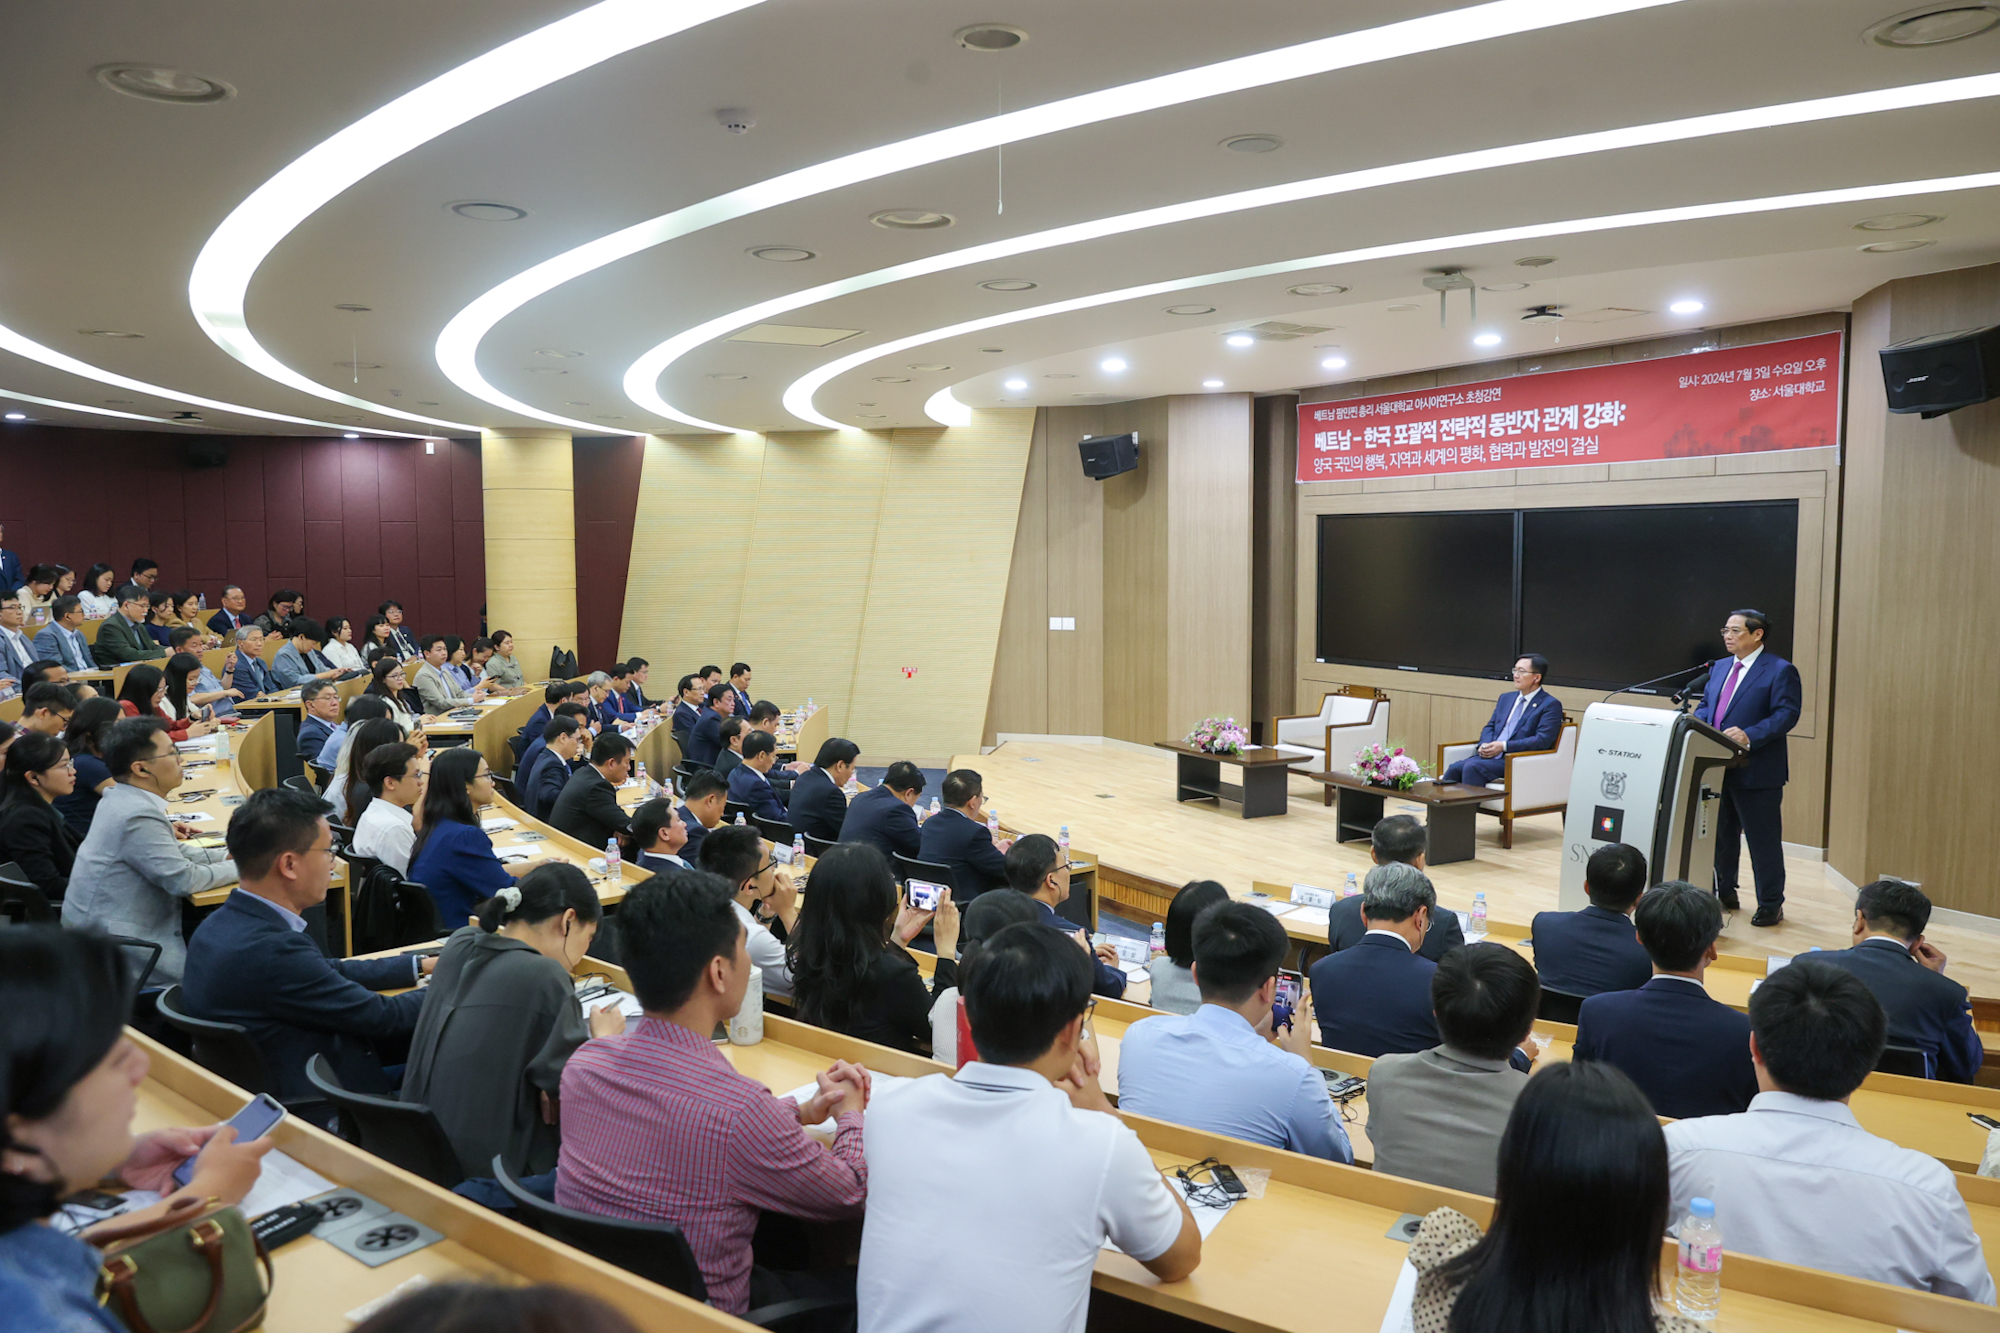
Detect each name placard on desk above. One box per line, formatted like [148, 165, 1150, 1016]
[1290, 884, 1335, 910]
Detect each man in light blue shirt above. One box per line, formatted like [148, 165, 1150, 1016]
[1117, 900, 1351, 1163]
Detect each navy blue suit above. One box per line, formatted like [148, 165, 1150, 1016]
[180, 891, 425, 1103]
[731, 685, 754, 719]
[1326, 893, 1464, 962]
[1697, 651, 1801, 909]
[1032, 898, 1125, 998]
[686, 707, 727, 767]
[726, 763, 789, 825]
[602, 687, 638, 724]
[671, 700, 700, 737]
[1813, 938, 1983, 1083]
[1308, 933, 1439, 1058]
[526, 752, 576, 821]
[1530, 905, 1653, 997]
[231, 652, 276, 697]
[840, 784, 921, 862]
[1442, 689, 1564, 787]
[0, 548, 20, 596]
[516, 735, 551, 795]
[786, 766, 848, 843]
[916, 806, 1008, 901]
[1574, 975, 1756, 1118]
[297, 714, 336, 765]
[676, 804, 711, 869]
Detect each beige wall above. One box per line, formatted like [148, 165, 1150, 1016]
[1831, 263, 2000, 915]
[616, 411, 1033, 763]
[481, 427, 576, 675]
[1290, 312, 1847, 848]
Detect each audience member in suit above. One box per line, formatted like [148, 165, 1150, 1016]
[413, 634, 486, 713]
[745, 699, 807, 796]
[31, 596, 95, 674]
[481, 629, 527, 690]
[787, 841, 952, 1051]
[0, 527, 19, 596]
[839, 760, 925, 861]
[620, 797, 691, 872]
[725, 730, 791, 825]
[1308, 862, 1441, 1057]
[675, 769, 728, 871]
[727, 662, 756, 720]
[525, 716, 588, 821]
[1812, 879, 1982, 1083]
[1530, 841, 1653, 999]
[1008, 833, 1126, 998]
[378, 599, 420, 660]
[407, 748, 558, 927]
[1325, 814, 1466, 961]
[0, 731, 84, 900]
[206, 584, 251, 637]
[684, 683, 736, 767]
[576, 672, 616, 734]
[517, 701, 590, 807]
[787, 736, 858, 843]
[1573, 881, 1758, 1119]
[669, 673, 703, 740]
[1146, 880, 1229, 1015]
[54, 697, 120, 836]
[549, 732, 635, 849]
[916, 766, 1011, 900]
[128, 558, 159, 592]
[623, 655, 652, 709]
[272, 618, 342, 690]
[1665, 962, 1995, 1303]
[1368, 944, 1542, 1196]
[515, 682, 579, 760]
[600, 661, 639, 723]
[1118, 901, 1351, 1162]
[401, 863, 623, 1178]
[696, 664, 724, 694]
[0, 593, 40, 701]
[295, 681, 342, 761]
[227, 626, 277, 697]
[180, 786, 433, 1107]
[364, 658, 431, 731]
[313, 693, 391, 779]
[712, 717, 747, 779]
[699, 824, 797, 999]
[1440, 653, 1564, 787]
[1698, 608, 1802, 925]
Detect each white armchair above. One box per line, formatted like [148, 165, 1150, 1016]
[1271, 688, 1390, 783]
[1436, 718, 1578, 848]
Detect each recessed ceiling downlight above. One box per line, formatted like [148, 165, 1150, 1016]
[1513, 255, 1559, 268]
[955, 24, 1026, 50]
[1860, 237, 1936, 251]
[449, 201, 528, 222]
[1165, 305, 1216, 316]
[873, 376, 912, 383]
[1202, 379, 1224, 388]
[1865, 3, 2000, 46]
[94, 64, 234, 104]
[1473, 333, 1503, 347]
[872, 209, 955, 230]
[1480, 282, 1529, 292]
[1852, 212, 1944, 230]
[1225, 333, 1257, 347]
[1321, 356, 1348, 370]
[536, 348, 585, 357]
[1288, 283, 1348, 297]
[908, 363, 951, 372]
[1668, 298, 1706, 314]
[79, 329, 144, 338]
[1101, 357, 1128, 372]
[1004, 378, 1028, 391]
[750, 246, 816, 262]
[1222, 135, 1283, 153]
[979, 279, 1038, 291]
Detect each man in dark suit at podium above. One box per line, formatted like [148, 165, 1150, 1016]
[1813, 880, 1982, 1083]
[1441, 654, 1563, 788]
[1697, 609, 1802, 927]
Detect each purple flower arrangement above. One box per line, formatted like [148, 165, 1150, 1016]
[1185, 717, 1249, 754]
[1351, 742, 1426, 790]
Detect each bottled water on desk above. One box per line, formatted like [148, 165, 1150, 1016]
[1471, 892, 1488, 937]
[1149, 921, 1166, 959]
[634, 761, 650, 796]
[793, 833, 806, 865]
[1058, 825, 1070, 862]
[1342, 872, 1358, 898]
[1674, 1197, 1722, 1321]
[929, 796, 941, 821]
[604, 837, 622, 876]
[735, 812, 746, 826]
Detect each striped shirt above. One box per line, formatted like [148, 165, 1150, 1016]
[555, 1016, 866, 1313]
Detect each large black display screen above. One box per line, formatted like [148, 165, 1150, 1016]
[1315, 512, 1516, 676]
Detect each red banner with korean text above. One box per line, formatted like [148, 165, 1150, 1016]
[1296, 332, 1842, 484]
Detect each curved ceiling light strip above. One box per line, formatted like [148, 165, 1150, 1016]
[0, 323, 431, 437]
[778, 169, 2000, 428]
[922, 387, 974, 428]
[438, 0, 1687, 431]
[626, 73, 2000, 429]
[0, 389, 212, 428]
[187, 0, 764, 432]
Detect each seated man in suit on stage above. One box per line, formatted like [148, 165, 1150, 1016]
[670, 673, 703, 739]
[1665, 962, 1996, 1303]
[713, 718, 747, 779]
[549, 731, 635, 849]
[725, 730, 790, 825]
[839, 760, 925, 862]
[1698, 608, 1802, 927]
[1325, 814, 1465, 962]
[1530, 841, 1653, 998]
[1308, 862, 1441, 1058]
[1007, 833, 1126, 998]
[1573, 881, 1757, 1119]
[1441, 653, 1563, 788]
[1812, 879, 1982, 1083]
[525, 715, 588, 821]
[675, 769, 729, 870]
[787, 736, 859, 843]
[918, 767, 1013, 901]
[684, 682, 736, 767]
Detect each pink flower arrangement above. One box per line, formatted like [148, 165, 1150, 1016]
[1185, 717, 1249, 754]
[1351, 742, 1427, 790]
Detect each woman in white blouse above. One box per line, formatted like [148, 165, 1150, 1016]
[321, 616, 367, 673]
[76, 563, 119, 617]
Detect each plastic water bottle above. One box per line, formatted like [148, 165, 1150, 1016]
[986, 810, 1001, 839]
[1674, 1197, 1723, 1320]
[805, 695, 814, 713]
[1149, 921, 1167, 959]
[793, 833, 806, 864]
[604, 836, 622, 876]
[635, 761, 649, 795]
[214, 728, 231, 763]
[1057, 825, 1070, 863]
[1471, 892, 1488, 936]
[1343, 872, 1358, 898]
[728, 965, 764, 1045]
[929, 796, 941, 821]
[734, 812, 746, 826]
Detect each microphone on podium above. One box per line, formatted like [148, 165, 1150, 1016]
[1601, 661, 1711, 705]
[1671, 662, 1715, 708]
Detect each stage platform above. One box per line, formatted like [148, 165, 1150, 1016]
[957, 738, 2000, 1000]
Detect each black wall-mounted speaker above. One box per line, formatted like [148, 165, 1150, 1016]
[1079, 431, 1139, 480]
[184, 437, 232, 470]
[1879, 323, 2000, 419]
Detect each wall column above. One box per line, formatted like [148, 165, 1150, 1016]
[481, 428, 575, 676]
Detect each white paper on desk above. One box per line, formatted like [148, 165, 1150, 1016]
[1103, 1177, 1236, 1254]
[113, 1151, 336, 1223]
[1123, 964, 1151, 983]
[479, 816, 517, 832]
[574, 984, 645, 1021]
[1284, 904, 1331, 928]
[781, 1073, 912, 1132]
[175, 811, 215, 822]
[1252, 899, 1298, 918]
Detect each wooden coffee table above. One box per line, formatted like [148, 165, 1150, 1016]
[1304, 770, 1498, 863]
[1155, 741, 1298, 818]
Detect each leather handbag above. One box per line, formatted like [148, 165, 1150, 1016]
[94, 1194, 273, 1333]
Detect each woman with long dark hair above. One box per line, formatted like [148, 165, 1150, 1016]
[161, 653, 216, 728]
[0, 732, 82, 900]
[340, 716, 408, 827]
[401, 862, 621, 1177]
[1391, 1060, 1701, 1333]
[75, 564, 117, 618]
[406, 747, 550, 925]
[1147, 879, 1229, 1015]
[115, 664, 215, 741]
[141, 591, 176, 647]
[365, 657, 431, 729]
[0, 928, 270, 1331]
[55, 698, 121, 836]
[787, 842, 959, 1053]
[360, 613, 395, 664]
[321, 615, 366, 673]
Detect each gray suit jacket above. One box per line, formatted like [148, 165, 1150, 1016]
[1363, 1044, 1528, 1197]
[413, 662, 473, 714]
[60, 781, 237, 984]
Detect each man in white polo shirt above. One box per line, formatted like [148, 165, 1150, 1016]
[350, 742, 421, 875]
[856, 922, 1200, 1332]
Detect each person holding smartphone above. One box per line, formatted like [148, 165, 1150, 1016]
[787, 842, 960, 1055]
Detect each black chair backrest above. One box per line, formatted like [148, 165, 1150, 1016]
[108, 936, 164, 992]
[507, 731, 529, 764]
[0, 863, 56, 924]
[723, 799, 755, 825]
[155, 986, 274, 1093]
[1537, 989, 1586, 1025]
[803, 832, 839, 860]
[491, 1155, 707, 1299]
[283, 773, 316, 796]
[349, 861, 443, 955]
[305, 1055, 465, 1187]
[751, 813, 795, 844]
[892, 854, 956, 892]
[308, 763, 335, 791]
[492, 773, 518, 803]
[1875, 1042, 1932, 1079]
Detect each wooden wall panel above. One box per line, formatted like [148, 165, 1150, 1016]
[985, 412, 1049, 742]
[1252, 394, 1299, 738]
[1167, 392, 1254, 736]
[1101, 398, 1170, 744]
[1045, 409, 1106, 737]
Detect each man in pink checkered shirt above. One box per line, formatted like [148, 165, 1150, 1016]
[557, 871, 870, 1315]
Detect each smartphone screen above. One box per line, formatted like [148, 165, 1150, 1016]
[172, 1094, 286, 1188]
[1273, 971, 1302, 1010]
[907, 880, 944, 911]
